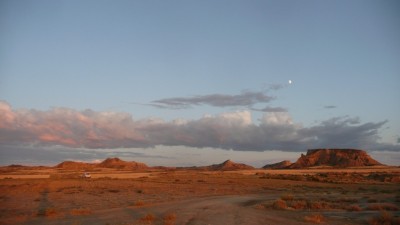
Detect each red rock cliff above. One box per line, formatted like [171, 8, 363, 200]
[289, 149, 382, 168]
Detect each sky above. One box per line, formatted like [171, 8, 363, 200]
[1, 0, 399, 167]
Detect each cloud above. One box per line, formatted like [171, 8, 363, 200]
[0, 101, 398, 152]
[251, 106, 287, 112]
[150, 91, 275, 109]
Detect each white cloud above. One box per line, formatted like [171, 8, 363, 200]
[0, 101, 398, 152]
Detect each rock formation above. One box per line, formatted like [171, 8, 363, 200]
[56, 157, 148, 170]
[98, 157, 148, 170]
[207, 160, 254, 171]
[262, 160, 292, 169]
[56, 161, 95, 170]
[289, 149, 382, 168]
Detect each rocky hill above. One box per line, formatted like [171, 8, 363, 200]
[56, 158, 148, 170]
[97, 157, 148, 170]
[263, 160, 292, 169]
[289, 149, 382, 168]
[206, 160, 254, 171]
[56, 161, 95, 170]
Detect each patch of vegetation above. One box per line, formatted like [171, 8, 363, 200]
[346, 204, 362, 211]
[304, 213, 325, 224]
[163, 213, 176, 225]
[135, 200, 145, 207]
[368, 211, 400, 225]
[70, 208, 92, 216]
[272, 199, 287, 210]
[281, 193, 294, 201]
[139, 213, 155, 224]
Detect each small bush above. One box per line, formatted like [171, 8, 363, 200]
[290, 200, 308, 210]
[140, 213, 155, 223]
[272, 199, 287, 210]
[163, 213, 176, 225]
[368, 211, 400, 225]
[37, 208, 58, 217]
[135, 200, 145, 207]
[308, 201, 330, 210]
[304, 213, 325, 223]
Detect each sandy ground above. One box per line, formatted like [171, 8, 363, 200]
[0, 167, 399, 225]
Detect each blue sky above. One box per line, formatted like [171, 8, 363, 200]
[1, 0, 399, 166]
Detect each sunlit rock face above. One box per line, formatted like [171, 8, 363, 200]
[289, 149, 382, 168]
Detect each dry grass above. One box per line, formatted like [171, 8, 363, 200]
[1, 166, 399, 225]
[163, 213, 176, 225]
[290, 200, 308, 210]
[307, 200, 330, 210]
[367, 203, 399, 211]
[346, 204, 362, 211]
[70, 208, 92, 216]
[281, 193, 294, 201]
[272, 199, 287, 210]
[304, 213, 325, 223]
[368, 211, 400, 225]
[37, 208, 59, 218]
[134, 200, 145, 207]
[139, 213, 155, 224]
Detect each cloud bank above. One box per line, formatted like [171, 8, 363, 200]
[150, 91, 275, 109]
[0, 101, 398, 151]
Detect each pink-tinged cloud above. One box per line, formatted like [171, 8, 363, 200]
[0, 101, 397, 151]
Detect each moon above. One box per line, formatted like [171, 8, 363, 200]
[288, 80, 292, 84]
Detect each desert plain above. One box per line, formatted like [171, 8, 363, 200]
[0, 162, 399, 225]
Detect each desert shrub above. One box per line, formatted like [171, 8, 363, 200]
[368, 211, 400, 225]
[254, 204, 266, 209]
[163, 213, 176, 225]
[290, 200, 308, 210]
[140, 213, 155, 223]
[37, 208, 58, 217]
[108, 189, 120, 193]
[367, 203, 399, 211]
[304, 213, 325, 223]
[308, 201, 330, 210]
[368, 198, 378, 203]
[135, 200, 145, 207]
[272, 199, 287, 210]
[347, 204, 362, 211]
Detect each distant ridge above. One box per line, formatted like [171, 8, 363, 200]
[55, 157, 148, 170]
[56, 161, 95, 170]
[289, 149, 382, 168]
[98, 157, 148, 170]
[263, 160, 292, 169]
[206, 160, 254, 171]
